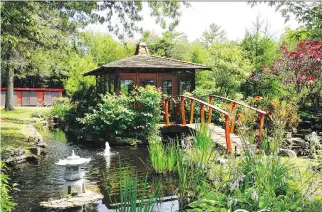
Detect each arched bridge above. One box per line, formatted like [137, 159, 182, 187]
[160, 95, 267, 154]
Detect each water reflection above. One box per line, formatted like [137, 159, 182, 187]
[8, 130, 178, 212]
[104, 155, 111, 170]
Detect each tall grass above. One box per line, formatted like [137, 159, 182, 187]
[176, 148, 212, 208]
[175, 125, 215, 209]
[106, 161, 158, 212]
[193, 124, 212, 152]
[148, 139, 178, 174]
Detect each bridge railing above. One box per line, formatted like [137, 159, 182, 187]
[208, 95, 267, 147]
[164, 95, 232, 152]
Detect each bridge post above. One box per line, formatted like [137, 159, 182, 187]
[207, 96, 213, 123]
[200, 103, 205, 125]
[230, 102, 237, 133]
[225, 115, 232, 153]
[189, 99, 195, 124]
[181, 96, 186, 126]
[257, 113, 265, 147]
[165, 98, 170, 126]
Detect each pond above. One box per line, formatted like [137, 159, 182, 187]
[8, 131, 179, 212]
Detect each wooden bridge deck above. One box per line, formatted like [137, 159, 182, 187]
[159, 123, 248, 154]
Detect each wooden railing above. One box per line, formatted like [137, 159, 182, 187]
[164, 95, 232, 152]
[208, 95, 267, 147]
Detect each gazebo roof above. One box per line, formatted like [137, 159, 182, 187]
[83, 41, 210, 76]
[83, 55, 210, 76]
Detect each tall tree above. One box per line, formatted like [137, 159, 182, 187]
[271, 41, 322, 106]
[1, 1, 188, 110]
[250, 1, 322, 41]
[201, 23, 227, 48]
[240, 14, 280, 98]
[195, 42, 252, 96]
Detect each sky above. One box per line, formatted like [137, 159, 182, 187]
[85, 2, 299, 42]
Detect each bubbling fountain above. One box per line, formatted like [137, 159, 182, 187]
[104, 142, 111, 156]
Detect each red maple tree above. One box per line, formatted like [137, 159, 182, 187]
[271, 41, 322, 94]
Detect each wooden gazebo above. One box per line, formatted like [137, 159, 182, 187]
[83, 42, 210, 97]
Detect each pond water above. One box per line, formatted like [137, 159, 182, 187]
[8, 131, 179, 212]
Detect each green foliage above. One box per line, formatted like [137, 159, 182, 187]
[1, 162, 16, 212]
[185, 111, 321, 211]
[63, 54, 96, 97]
[241, 34, 280, 72]
[241, 69, 289, 100]
[201, 23, 227, 48]
[50, 97, 73, 121]
[202, 42, 253, 96]
[176, 146, 211, 208]
[80, 86, 161, 142]
[64, 32, 135, 97]
[1, 1, 187, 110]
[106, 164, 157, 212]
[252, 1, 322, 41]
[193, 124, 212, 153]
[148, 139, 178, 174]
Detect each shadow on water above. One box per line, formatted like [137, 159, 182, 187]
[8, 130, 179, 212]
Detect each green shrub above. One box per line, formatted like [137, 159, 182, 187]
[80, 86, 162, 142]
[50, 97, 73, 121]
[1, 162, 16, 212]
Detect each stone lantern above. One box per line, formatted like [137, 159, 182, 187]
[55, 150, 91, 196]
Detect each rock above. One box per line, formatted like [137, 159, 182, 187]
[309, 153, 317, 159]
[298, 121, 312, 130]
[2, 148, 27, 164]
[25, 125, 45, 146]
[216, 158, 228, 165]
[278, 149, 297, 158]
[29, 147, 41, 156]
[305, 132, 322, 151]
[40, 190, 104, 209]
[35, 140, 47, 148]
[26, 155, 39, 162]
[47, 117, 55, 129]
[284, 137, 306, 147]
[285, 132, 292, 139]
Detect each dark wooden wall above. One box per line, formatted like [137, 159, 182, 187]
[96, 70, 196, 97]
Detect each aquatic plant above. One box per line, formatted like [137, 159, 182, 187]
[106, 161, 158, 212]
[148, 139, 178, 174]
[193, 124, 212, 153]
[176, 147, 211, 208]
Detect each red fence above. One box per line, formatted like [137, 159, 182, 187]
[1, 88, 64, 106]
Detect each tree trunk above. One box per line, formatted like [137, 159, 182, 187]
[5, 54, 15, 111]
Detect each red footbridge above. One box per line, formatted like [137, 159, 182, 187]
[161, 95, 267, 154]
